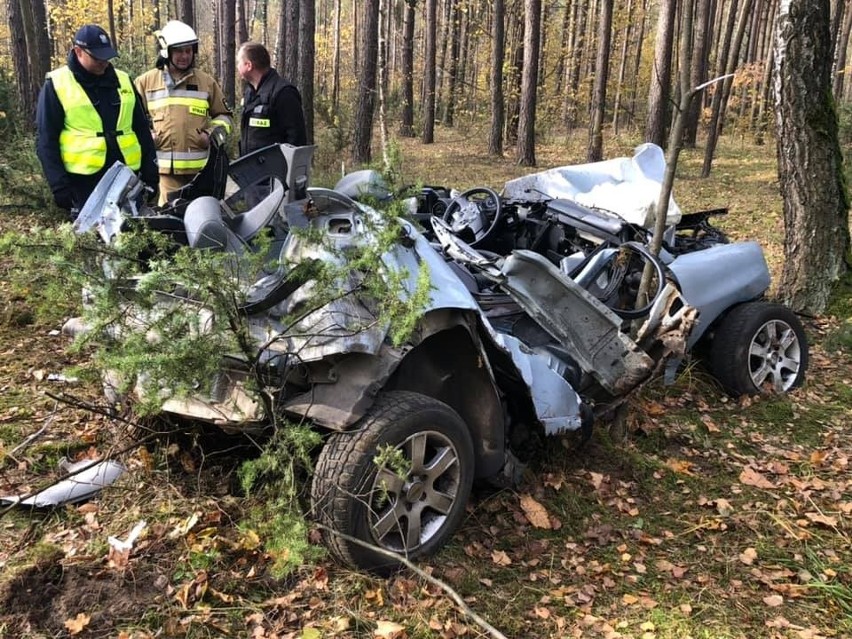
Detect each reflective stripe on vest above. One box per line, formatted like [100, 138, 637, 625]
[49, 66, 142, 174]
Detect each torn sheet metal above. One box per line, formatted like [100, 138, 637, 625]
[0, 459, 126, 507]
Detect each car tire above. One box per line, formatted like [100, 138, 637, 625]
[709, 301, 808, 396]
[311, 391, 474, 574]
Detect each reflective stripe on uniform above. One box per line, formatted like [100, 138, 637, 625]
[210, 114, 233, 134]
[155, 148, 208, 171]
[249, 117, 270, 128]
[144, 88, 210, 102]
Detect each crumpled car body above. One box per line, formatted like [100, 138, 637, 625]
[63, 143, 807, 571]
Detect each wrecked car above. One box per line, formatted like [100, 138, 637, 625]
[63, 143, 808, 572]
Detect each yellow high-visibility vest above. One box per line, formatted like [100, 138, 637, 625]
[49, 66, 142, 174]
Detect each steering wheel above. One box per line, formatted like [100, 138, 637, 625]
[442, 187, 504, 246]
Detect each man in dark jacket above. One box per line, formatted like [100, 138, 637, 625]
[236, 42, 307, 155]
[36, 24, 158, 215]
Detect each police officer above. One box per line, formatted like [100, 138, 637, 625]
[236, 42, 307, 155]
[36, 24, 158, 216]
[135, 20, 233, 205]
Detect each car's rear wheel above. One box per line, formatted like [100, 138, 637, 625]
[710, 301, 808, 396]
[311, 391, 475, 574]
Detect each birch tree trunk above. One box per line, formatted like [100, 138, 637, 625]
[774, 0, 850, 314]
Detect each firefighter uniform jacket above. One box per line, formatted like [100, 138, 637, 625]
[36, 50, 158, 211]
[135, 67, 233, 175]
[239, 68, 307, 155]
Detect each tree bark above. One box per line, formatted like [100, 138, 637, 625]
[587, 0, 613, 161]
[332, 0, 342, 109]
[422, 0, 437, 143]
[702, 0, 753, 178]
[353, 0, 379, 163]
[833, 0, 852, 96]
[177, 0, 195, 28]
[517, 0, 541, 166]
[283, 0, 300, 81]
[221, 0, 237, 108]
[685, 0, 713, 146]
[443, 0, 462, 125]
[6, 0, 33, 127]
[774, 0, 850, 314]
[645, 0, 677, 147]
[562, 0, 588, 132]
[399, 0, 416, 136]
[611, 0, 635, 135]
[299, 0, 315, 143]
[488, 0, 506, 156]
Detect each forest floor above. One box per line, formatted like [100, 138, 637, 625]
[0, 131, 850, 639]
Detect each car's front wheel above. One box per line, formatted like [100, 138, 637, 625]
[710, 301, 808, 396]
[311, 391, 475, 573]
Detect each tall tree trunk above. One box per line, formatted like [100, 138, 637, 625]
[30, 0, 50, 81]
[645, 0, 677, 147]
[774, 0, 850, 314]
[554, 0, 572, 95]
[612, 0, 635, 135]
[436, 0, 454, 115]
[563, 0, 588, 131]
[685, 0, 713, 146]
[332, 0, 342, 109]
[107, 0, 117, 44]
[833, 0, 852, 96]
[676, 0, 695, 148]
[488, 0, 506, 156]
[587, 0, 613, 161]
[177, 0, 196, 27]
[517, 0, 541, 166]
[399, 0, 416, 136]
[238, 0, 250, 43]
[299, 0, 315, 143]
[221, 0, 236, 108]
[628, 0, 648, 132]
[283, 0, 300, 81]
[423, 0, 437, 143]
[702, 0, 753, 177]
[377, 0, 390, 169]
[443, 0, 462, 125]
[506, 3, 524, 144]
[353, 0, 379, 163]
[6, 0, 33, 127]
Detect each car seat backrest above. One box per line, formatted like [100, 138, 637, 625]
[184, 196, 245, 253]
[229, 178, 286, 242]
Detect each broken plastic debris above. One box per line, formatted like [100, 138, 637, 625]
[0, 459, 126, 507]
[108, 520, 147, 552]
[47, 373, 79, 383]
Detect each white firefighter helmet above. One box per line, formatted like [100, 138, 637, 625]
[156, 20, 199, 60]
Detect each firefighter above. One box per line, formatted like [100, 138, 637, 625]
[36, 24, 158, 217]
[236, 41, 307, 155]
[135, 20, 233, 205]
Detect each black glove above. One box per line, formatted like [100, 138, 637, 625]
[144, 183, 160, 205]
[208, 126, 227, 148]
[53, 187, 74, 211]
